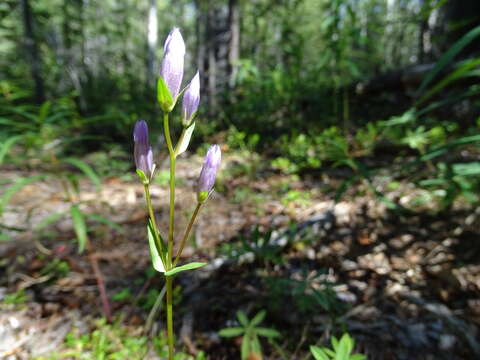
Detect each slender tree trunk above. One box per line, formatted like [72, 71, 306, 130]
[206, 3, 217, 114]
[227, 0, 240, 89]
[21, 0, 45, 104]
[418, 19, 427, 63]
[195, 0, 206, 79]
[146, 0, 158, 95]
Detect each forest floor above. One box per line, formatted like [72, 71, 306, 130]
[0, 152, 479, 360]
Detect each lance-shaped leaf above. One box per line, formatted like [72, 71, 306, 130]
[175, 122, 195, 156]
[164, 262, 207, 277]
[157, 76, 174, 112]
[70, 204, 88, 254]
[63, 157, 102, 191]
[147, 220, 166, 273]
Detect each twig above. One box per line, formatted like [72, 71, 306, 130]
[89, 253, 112, 322]
[292, 321, 310, 359]
[145, 283, 166, 336]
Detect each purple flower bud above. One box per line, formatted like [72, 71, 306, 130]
[182, 71, 200, 126]
[160, 28, 185, 101]
[134, 120, 154, 179]
[197, 145, 221, 203]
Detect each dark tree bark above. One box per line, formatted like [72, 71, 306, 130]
[433, 0, 480, 57]
[227, 0, 240, 88]
[21, 0, 45, 104]
[206, 2, 218, 113]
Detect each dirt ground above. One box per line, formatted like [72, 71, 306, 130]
[1, 154, 479, 359]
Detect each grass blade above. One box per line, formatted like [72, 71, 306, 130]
[416, 25, 480, 95]
[0, 135, 22, 165]
[70, 204, 88, 254]
[63, 157, 102, 190]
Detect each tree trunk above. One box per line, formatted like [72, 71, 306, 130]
[433, 0, 480, 57]
[206, 3, 217, 113]
[21, 0, 45, 104]
[146, 0, 158, 95]
[227, 0, 240, 88]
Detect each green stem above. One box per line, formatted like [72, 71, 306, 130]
[166, 276, 174, 360]
[168, 155, 175, 265]
[144, 184, 165, 265]
[163, 112, 175, 155]
[173, 203, 201, 268]
[163, 111, 176, 360]
[163, 112, 175, 269]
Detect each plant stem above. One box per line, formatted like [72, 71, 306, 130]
[144, 184, 165, 261]
[163, 112, 175, 268]
[168, 155, 176, 264]
[166, 276, 174, 360]
[163, 111, 176, 360]
[173, 203, 201, 268]
[145, 283, 166, 336]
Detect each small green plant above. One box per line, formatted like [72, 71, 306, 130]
[40, 258, 70, 279]
[266, 270, 346, 319]
[35, 318, 203, 360]
[310, 333, 365, 360]
[219, 310, 281, 360]
[418, 160, 480, 210]
[220, 226, 286, 266]
[111, 288, 132, 302]
[281, 189, 311, 206]
[153, 336, 206, 360]
[2, 289, 28, 305]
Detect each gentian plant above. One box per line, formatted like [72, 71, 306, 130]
[134, 27, 221, 360]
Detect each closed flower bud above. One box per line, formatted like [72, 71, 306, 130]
[160, 28, 185, 101]
[134, 120, 154, 180]
[197, 145, 221, 203]
[182, 71, 200, 126]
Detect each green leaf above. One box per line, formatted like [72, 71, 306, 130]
[452, 162, 480, 176]
[63, 157, 102, 190]
[310, 346, 329, 360]
[337, 334, 353, 360]
[331, 336, 339, 352]
[0, 135, 21, 165]
[147, 221, 166, 273]
[218, 327, 245, 337]
[344, 333, 355, 354]
[241, 333, 250, 360]
[175, 122, 196, 156]
[250, 310, 266, 327]
[164, 262, 207, 277]
[0, 175, 44, 215]
[350, 355, 366, 360]
[0, 232, 10, 242]
[417, 57, 480, 106]
[417, 25, 480, 95]
[70, 204, 88, 254]
[136, 169, 149, 184]
[236, 311, 249, 327]
[34, 212, 65, 231]
[251, 334, 262, 356]
[157, 77, 174, 112]
[255, 327, 281, 338]
[86, 214, 123, 232]
[323, 348, 336, 358]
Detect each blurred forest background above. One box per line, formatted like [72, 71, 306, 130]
[1, 0, 480, 359]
